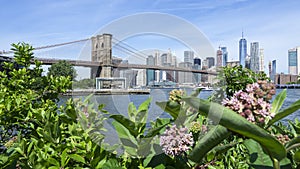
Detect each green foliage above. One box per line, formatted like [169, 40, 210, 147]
[73, 78, 95, 89]
[244, 139, 292, 169]
[268, 97, 300, 128]
[0, 43, 114, 168]
[181, 97, 286, 161]
[47, 60, 77, 80]
[189, 125, 231, 163]
[110, 97, 171, 167]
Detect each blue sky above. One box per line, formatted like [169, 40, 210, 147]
[1, 0, 300, 76]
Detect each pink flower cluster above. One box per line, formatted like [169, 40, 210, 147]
[222, 81, 276, 124]
[160, 125, 194, 156]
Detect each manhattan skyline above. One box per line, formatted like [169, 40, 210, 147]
[1, 0, 300, 75]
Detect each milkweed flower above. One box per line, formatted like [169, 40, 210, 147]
[160, 125, 194, 156]
[169, 89, 186, 104]
[222, 81, 276, 125]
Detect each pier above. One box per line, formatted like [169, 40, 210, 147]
[63, 89, 151, 96]
[276, 84, 300, 89]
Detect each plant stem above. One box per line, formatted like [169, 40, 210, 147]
[273, 158, 280, 169]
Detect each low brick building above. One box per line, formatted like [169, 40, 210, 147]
[274, 73, 298, 85]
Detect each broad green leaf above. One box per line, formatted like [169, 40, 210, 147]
[47, 157, 60, 166]
[156, 101, 181, 119]
[271, 89, 286, 114]
[145, 123, 169, 138]
[267, 99, 300, 128]
[69, 154, 85, 163]
[244, 139, 291, 168]
[95, 158, 107, 169]
[27, 141, 34, 155]
[136, 97, 151, 124]
[288, 120, 300, 137]
[61, 148, 69, 167]
[128, 102, 137, 122]
[189, 125, 231, 163]
[110, 114, 141, 137]
[293, 150, 300, 162]
[102, 158, 123, 169]
[48, 167, 60, 169]
[112, 120, 138, 156]
[183, 97, 286, 161]
[14, 147, 25, 156]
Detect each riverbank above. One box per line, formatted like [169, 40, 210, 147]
[64, 88, 151, 96]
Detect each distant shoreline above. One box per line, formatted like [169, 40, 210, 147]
[63, 89, 151, 96]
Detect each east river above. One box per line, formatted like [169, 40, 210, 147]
[70, 88, 300, 124]
[65, 88, 300, 148]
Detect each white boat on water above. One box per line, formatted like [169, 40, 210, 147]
[193, 86, 214, 91]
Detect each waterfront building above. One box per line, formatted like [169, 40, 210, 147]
[136, 69, 146, 86]
[271, 60, 276, 82]
[154, 51, 161, 66]
[206, 57, 215, 68]
[160, 51, 176, 82]
[216, 49, 222, 67]
[288, 46, 300, 75]
[239, 32, 247, 68]
[120, 69, 138, 88]
[193, 58, 201, 83]
[250, 42, 260, 72]
[167, 49, 173, 66]
[259, 49, 264, 71]
[146, 55, 155, 65]
[184, 51, 194, 63]
[146, 55, 155, 85]
[201, 59, 208, 82]
[161, 53, 168, 66]
[275, 73, 298, 85]
[178, 62, 193, 83]
[221, 47, 228, 67]
[268, 61, 272, 78]
[245, 54, 251, 69]
[172, 54, 177, 67]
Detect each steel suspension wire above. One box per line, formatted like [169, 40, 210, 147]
[112, 41, 147, 61]
[1, 38, 90, 55]
[112, 37, 149, 58]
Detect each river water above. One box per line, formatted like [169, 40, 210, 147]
[71, 88, 300, 125]
[67, 88, 300, 150]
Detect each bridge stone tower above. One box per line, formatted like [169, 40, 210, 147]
[91, 34, 112, 78]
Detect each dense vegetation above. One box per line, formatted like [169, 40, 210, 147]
[47, 60, 77, 80]
[1, 43, 300, 168]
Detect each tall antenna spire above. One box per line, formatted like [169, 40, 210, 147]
[242, 29, 244, 38]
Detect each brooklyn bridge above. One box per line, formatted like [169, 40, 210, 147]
[0, 33, 217, 88]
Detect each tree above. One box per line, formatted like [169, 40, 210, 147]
[73, 78, 95, 89]
[47, 60, 77, 80]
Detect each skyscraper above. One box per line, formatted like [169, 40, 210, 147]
[206, 57, 215, 68]
[216, 49, 222, 67]
[245, 54, 251, 69]
[271, 60, 276, 82]
[288, 47, 300, 75]
[259, 49, 264, 71]
[250, 42, 260, 72]
[193, 58, 201, 83]
[221, 47, 228, 66]
[184, 51, 194, 63]
[239, 32, 247, 68]
[146, 55, 155, 85]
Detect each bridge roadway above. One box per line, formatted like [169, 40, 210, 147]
[38, 58, 218, 75]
